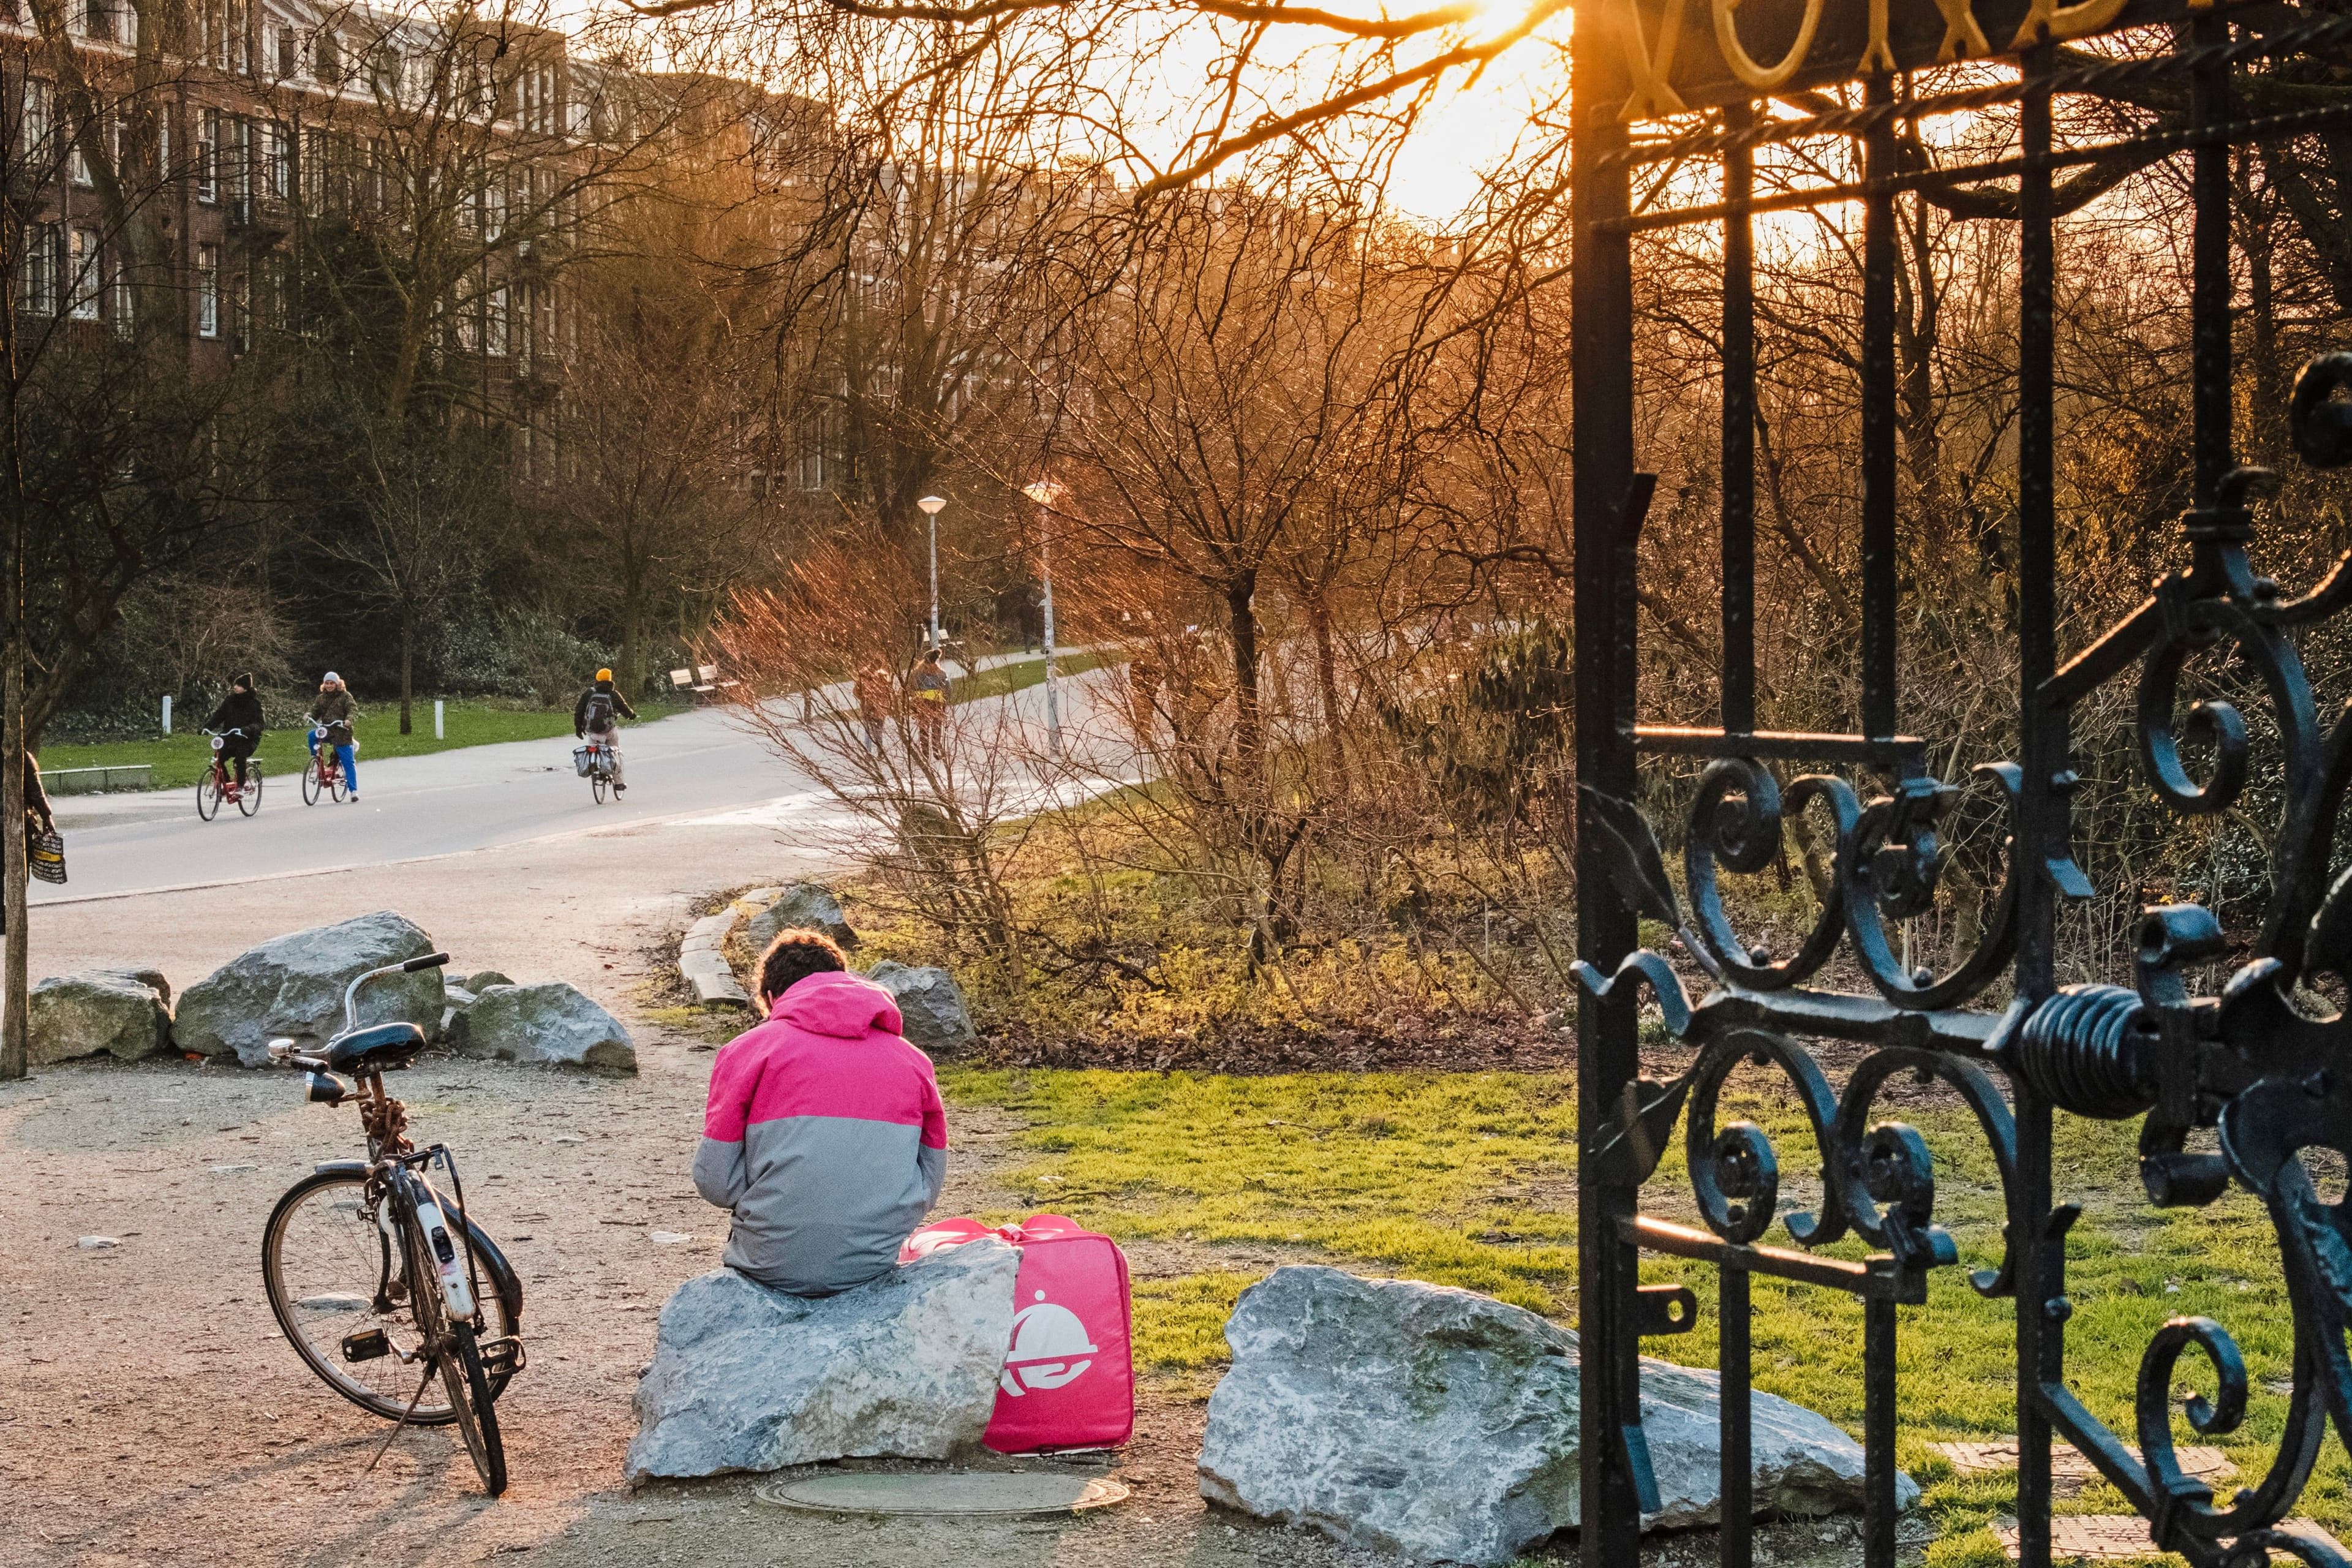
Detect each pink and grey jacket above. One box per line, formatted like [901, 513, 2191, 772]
[693, 971, 949, 1295]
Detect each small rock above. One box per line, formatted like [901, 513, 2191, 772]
[208, 1163, 258, 1175]
[865, 961, 976, 1056]
[625, 1240, 1020, 1481]
[649, 1231, 694, 1245]
[553, 1133, 587, 1144]
[742, 883, 858, 952]
[456, 983, 637, 1072]
[77, 1235, 120, 1250]
[29, 971, 173, 1065]
[173, 912, 444, 1066]
[1199, 1266, 1915, 1566]
[462, 970, 514, 994]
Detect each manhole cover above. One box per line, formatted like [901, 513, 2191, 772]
[756, 1471, 1130, 1518]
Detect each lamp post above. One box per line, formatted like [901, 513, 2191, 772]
[916, 495, 946, 650]
[1020, 478, 1066, 758]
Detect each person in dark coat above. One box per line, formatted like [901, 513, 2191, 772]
[202, 674, 265, 789]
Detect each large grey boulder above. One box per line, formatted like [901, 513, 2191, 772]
[1199, 1267, 1915, 1566]
[29, 971, 172, 1065]
[456, 982, 636, 1072]
[867, 960, 974, 1055]
[175, 912, 443, 1067]
[742, 881, 858, 952]
[625, 1239, 1021, 1482]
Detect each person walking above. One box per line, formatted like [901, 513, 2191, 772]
[907, 649, 949, 760]
[202, 674, 265, 793]
[853, 663, 894, 756]
[309, 673, 360, 801]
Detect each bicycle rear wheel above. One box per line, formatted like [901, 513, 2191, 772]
[238, 765, 263, 816]
[331, 767, 349, 802]
[196, 770, 221, 821]
[262, 1170, 518, 1425]
[591, 771, 606, 804]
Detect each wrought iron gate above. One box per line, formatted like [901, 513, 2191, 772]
[1570, 0, 2352, 1564]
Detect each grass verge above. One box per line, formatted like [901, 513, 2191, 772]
[938, 1064, 2345, 1564]
[40, 698, 688, 792]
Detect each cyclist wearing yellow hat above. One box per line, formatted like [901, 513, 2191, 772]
[573, 668, 639, 794]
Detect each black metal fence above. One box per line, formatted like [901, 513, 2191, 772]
[1570, 1, 2352, 1564]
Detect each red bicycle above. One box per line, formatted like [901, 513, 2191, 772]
[302, 720, 350, 805]
[197, 728, 262, 820]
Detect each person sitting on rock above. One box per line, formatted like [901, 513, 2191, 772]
[693, 929, 948, 1295]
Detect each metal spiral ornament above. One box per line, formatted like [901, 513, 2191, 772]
[2010, 985, 2158, 1118]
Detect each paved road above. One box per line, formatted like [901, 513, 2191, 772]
[37, 704, 833, 906]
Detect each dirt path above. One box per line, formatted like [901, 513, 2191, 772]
[2, 838, 1894, 1568]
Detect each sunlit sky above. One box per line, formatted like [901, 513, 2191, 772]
[564, 0, 1572, 226]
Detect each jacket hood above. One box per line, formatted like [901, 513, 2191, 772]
[771, 971, 904, 1039]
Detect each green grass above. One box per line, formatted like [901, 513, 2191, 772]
[952, 650, 1117, 704]
[39, 698, 687, 792]
[938, 1065, 2345, 1561]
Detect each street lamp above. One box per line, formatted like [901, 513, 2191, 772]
[916, 495, 946, 650]
[1020, 478, 1067, 758]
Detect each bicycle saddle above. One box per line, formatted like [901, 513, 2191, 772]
[325, 1022, 426, 1075]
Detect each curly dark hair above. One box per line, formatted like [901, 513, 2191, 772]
[755, 928, 848, 1008]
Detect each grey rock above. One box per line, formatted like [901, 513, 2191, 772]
[1199, 1267, 1915, 1566]
[174, 912, 444, 1068]
[462, 970, 514, 994]
[94, 966, 172, 1008]
[457, 982, 636, 1072]
[866, 960, 974, 1055]
[742, 881, 858, 952]
[437, 984, 480, 1045]
[29, 971, 172, 1065]
[625, 1239, 1020, 1481]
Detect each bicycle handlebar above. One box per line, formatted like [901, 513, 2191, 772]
[338, 952, 451, 1033]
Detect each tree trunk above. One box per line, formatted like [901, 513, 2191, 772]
[1227, 570, 1262, 779]
[399, 610, 414, 735]
[1, 327, 25, 1081]
[1308, 592, 1348, 800]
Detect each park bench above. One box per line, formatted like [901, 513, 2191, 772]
[668, 665, 740, 703]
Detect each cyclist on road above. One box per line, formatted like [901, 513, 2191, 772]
[203, 673, 265, 791]
[308, 672, 360, 801]
[573, 668, 638, 794]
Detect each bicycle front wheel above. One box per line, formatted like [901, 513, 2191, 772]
[196, 770, 221, 821]
[301, 762, 322, 805]
[238, 765, 263, 816]
[399, 1197, 507, 1496]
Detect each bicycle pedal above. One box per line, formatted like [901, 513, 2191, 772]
[478, 1336, 526, 1379]
[341, 1328, 393, 1363]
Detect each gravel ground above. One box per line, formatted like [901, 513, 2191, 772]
[1, 829, 1905, 1568]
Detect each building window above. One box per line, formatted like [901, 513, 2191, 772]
[314, 28, 340, 85]
[227, 115, 249, 213]
[196, 108, 217, 203]
[110, 258, 132, 337]
[196, 242, 219, 337]
[266, 120, 291, 198]
[69, 121, 91, 187]
[21, 78, 48, 159]
[231, 267, 249, 350]
[482, 179, 504, 241]
[486, 285, 507, 356]
[260, 252, 286, 331]
[67, 228, 99, 319]
[78, 0, 109, 42]
[20, 224, 57, 315]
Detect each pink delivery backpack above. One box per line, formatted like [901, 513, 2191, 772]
[900, 1213, 1135, 1452]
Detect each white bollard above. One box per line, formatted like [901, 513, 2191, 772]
[434, 699, 445, 739]
[160, 694, 172, 735]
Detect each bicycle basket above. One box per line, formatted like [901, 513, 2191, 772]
[29, 829, 65, 884]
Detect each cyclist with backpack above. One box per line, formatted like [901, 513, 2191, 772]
[573, 668, 638, 794]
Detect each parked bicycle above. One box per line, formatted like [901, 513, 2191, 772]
[301, 717, 350, 805]
[196, 728, 262, 821]
[574, 737, 617, 805]
[262, 952, 523, 1496]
